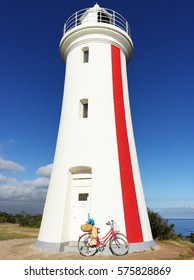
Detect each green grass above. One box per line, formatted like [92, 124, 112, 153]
[0, 223, 39, 240]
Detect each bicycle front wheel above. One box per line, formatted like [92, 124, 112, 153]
[109, 233, 129, 256]
[78, 233, 97, 257]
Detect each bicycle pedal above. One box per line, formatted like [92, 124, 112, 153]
[98, 246, 104, 252]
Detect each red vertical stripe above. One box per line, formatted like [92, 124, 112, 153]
[111, 45, 143, 242]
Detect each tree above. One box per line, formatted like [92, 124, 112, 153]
[148, 209, 176, 240]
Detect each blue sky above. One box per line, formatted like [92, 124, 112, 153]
[0, 0, 194, 218]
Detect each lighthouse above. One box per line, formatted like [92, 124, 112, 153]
[35, 4, 155, 253]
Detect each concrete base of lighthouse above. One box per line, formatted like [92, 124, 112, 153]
[34, 239, 157, 255]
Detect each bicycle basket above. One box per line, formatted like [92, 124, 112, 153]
[80, 223, 93, 232]
[113, 221, 120, 232]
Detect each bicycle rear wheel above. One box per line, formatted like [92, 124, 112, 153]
[109, 233, 129, 256]
[78, 233, 97, 256]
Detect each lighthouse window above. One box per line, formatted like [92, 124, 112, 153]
[78, 193, 89, 201]
[83, 48, 89, 63]
[83, 103, 88, 118]
[98, 12, 111, 24]
[80, 99, 88, 118]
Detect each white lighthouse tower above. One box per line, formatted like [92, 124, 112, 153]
[35, 4, 155, 253]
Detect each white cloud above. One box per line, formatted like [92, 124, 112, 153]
[0, 176, 49, 203]
[0, 174, 17, 184]
[0, 159, 52, 212]
[36, 163, 53, 177]
[0, 157, 25, 172]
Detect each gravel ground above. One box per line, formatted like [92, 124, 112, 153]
[0, 238, 194, 260]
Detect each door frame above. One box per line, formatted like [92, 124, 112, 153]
[68, 166, 92, 240]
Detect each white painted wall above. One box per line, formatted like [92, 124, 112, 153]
[39, 41, 127, 243]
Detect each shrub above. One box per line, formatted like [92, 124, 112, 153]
[148, 209, 176, 240]
[186, 233, 194, 243]
[0, 211, 42, 228]
[0, 212, 11, 223]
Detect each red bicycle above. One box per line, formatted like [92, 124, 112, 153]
[78, 220, 129, 256]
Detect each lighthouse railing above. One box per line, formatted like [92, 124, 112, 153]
[63, 8, 131, 36]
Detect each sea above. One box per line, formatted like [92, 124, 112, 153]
[168, 219, 194, 236]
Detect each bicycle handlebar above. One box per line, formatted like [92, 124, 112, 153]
[106, 220, 120, 232]
[106, 220, 115, 228]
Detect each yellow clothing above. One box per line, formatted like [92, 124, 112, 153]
[90, 227, 98, 246]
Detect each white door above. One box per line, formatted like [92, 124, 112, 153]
[70, 176, 92, 240]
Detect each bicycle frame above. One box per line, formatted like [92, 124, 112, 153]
[79, 228, 117, 247]
[96, 228, 117, 247]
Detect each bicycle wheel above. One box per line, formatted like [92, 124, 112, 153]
[109, 233, 129, 256]
[78, 233, 97, 256]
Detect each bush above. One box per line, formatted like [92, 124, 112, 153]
[186, 233, 194, 243]
[0, 211, 42, 228]
[0, 212, 10, 223]
[148, 209, 176, 240]
[18, 213, 42, 228]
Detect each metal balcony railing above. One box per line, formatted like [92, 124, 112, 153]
[63, 7, 130, 36]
